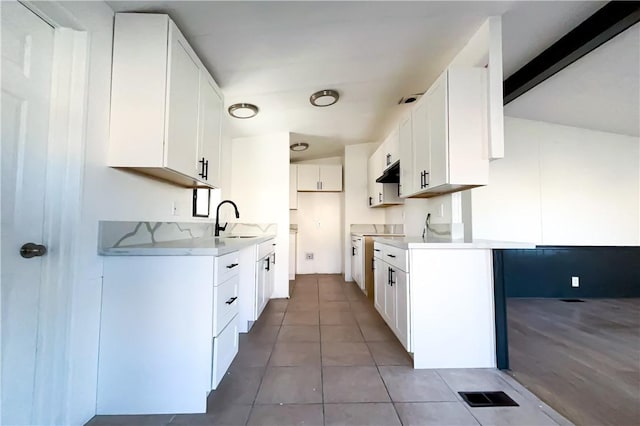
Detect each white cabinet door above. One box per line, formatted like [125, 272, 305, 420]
[426, 72, 448, 189]
[412, 97, 429, 193]
[351, 243, 359, 285]
[398, 115, 413, 197]
[319, 164, 343, 191]
[368, 152, 379, 207]
[383, 127, 400, 169]
[374, 258, 386, 314]
[384, 266, 396, 325]
[297, 164, 320, 191]
[197, 73, 223, 186]
[165, 29, 200, 178]
[395, 269, 409, 350]
[289, 164, 298, 209]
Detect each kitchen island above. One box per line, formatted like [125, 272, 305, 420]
[372, 237, 533, 369]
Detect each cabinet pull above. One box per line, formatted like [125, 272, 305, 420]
[198, 157, 206, 178]
[265, 257, 270, 271]
[225, 296, 238, 305]
[374, 249, 381, 252]
[320, 181, 323, 190]
[378, 192, 382, 202]
[387, 254, 396, 258]
[204, 159, 209, 180]
[369, 197, 372, 206]
[390, 268, 395, 286]
[386, 153, 391, 166]
[372, 258, 375, 271]
[388, 267, 392, 286]
[352, 247, 356, 256]
[226, 263, 239, 269]
[272, 252, 276, 265]
[424, 171, 429, 187]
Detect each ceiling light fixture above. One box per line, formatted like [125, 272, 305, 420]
[228, 103, 259, 119]
[290, 142, 309, 152]
[310, 89, 339, 107]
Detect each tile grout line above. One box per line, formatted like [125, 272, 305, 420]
[434, 370, 482, 426]
[244, 291, 286, 425]
[318, 275, 327, 426]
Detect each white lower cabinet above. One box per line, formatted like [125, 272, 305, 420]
[373, 244, 410, 352]
[351, 236, 363, 288]
[98, 254, 239, 415]
[238, 238, 276, 332]
[211, 316, 239, 389]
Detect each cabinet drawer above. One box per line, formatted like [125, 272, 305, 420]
[257, 238, 276, 259]
[213, 275, 239, 336]
[376, 243, 407, 272]
[214, 251, 240, 285]
[211, 315, 238, 390]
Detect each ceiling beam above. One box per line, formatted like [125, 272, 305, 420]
[504, 1, 640, 105]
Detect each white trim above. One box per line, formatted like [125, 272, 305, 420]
[16, 2, 90, 424]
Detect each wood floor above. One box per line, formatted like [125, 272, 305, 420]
[507, 298, 640, 426]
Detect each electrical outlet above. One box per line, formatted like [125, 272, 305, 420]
[305, 253, 314, 260]
[571, 276, 580, 288]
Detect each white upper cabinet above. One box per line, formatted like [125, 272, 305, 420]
[197, 74, 223, 188]
[382, 128, 400, 170]
[297, 164, 342, 192]
[403, 67, 488, 198]
[109, 13, 224, 188]
[368, 140, 402, 208]
[398, 113, 414, 197]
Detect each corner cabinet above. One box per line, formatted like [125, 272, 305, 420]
[400, 67, 488, 198]
[297, 164, 342, 192]
[108, 13, 223, 188]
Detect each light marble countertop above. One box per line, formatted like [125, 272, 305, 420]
[373, 236, 536, 250]
[351, 232, 405, 237]
[99, 235, 275, 256]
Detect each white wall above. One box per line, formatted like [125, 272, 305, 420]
[343, 143, 385, 280]
[471, 116, 640, 245]
[291, 156, 344, 275]
[230, 133, 290, 297]
[385, 195, 459, 237]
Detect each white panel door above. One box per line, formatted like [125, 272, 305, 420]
[373, 258, 385, 314]
[412, 98, 429, 193]
[395, 270, 409, 350]
[165, 29, 200, 178]
[197, 73, 222, 186]
[1, 3, 54, 424]
[398, 115, 413, 197]
[296, 164, 320, 191]
[427, 72, 449, 188]
[319, 164, 342, 191]
[384, 266, 396, 326]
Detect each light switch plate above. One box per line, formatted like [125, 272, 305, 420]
[571, 276, 579, 287]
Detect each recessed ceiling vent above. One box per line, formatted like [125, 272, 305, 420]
[398, 93, 423, 104]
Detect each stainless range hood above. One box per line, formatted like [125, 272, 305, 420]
[376, 161, 400, 184]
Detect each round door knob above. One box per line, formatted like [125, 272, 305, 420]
[20, 243, 47, 259]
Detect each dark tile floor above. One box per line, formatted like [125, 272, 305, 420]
[87, 274, 570, 426]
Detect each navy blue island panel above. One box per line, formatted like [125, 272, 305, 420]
[500, 246, 640, 299]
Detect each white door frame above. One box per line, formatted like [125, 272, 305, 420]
[3, 1, 90, 423]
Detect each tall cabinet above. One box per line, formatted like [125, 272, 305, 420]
[109, 13, 224, 188]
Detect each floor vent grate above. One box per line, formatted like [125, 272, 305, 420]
[459, 391, 519, 408]
[560, 299, 585, 302]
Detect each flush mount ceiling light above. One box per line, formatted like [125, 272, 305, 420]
[310, 89, 339, 107]
[290, 142, 309, 152]
[228, 103, 259, 119]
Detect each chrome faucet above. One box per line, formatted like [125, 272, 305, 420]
[215, 200, 240, 237]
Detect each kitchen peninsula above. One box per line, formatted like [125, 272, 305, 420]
[372, 237, 533, 369]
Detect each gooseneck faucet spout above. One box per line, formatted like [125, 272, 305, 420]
[215, 200, 240, 237]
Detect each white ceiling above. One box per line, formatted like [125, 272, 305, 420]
[506, 23, 640, 137]
[107, 1, 608, 159]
